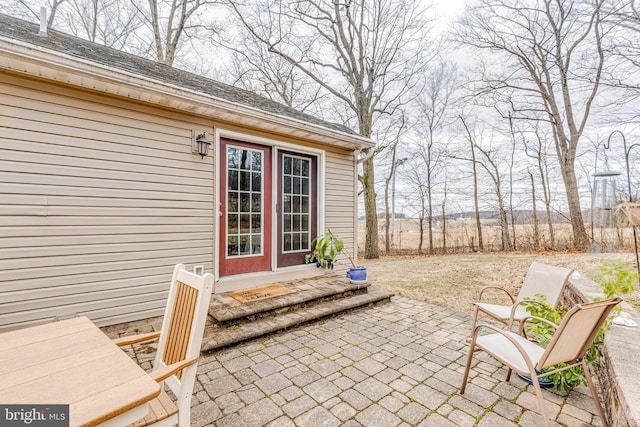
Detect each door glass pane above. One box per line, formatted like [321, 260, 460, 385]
[227, 146, 263, 258]
[240, 171, 250, 191]
[282, 154, 312, 253]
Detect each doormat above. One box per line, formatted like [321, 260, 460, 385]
[229, 284, 293, 303]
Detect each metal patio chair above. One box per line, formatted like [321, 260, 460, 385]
[461, 297, 621, 427]
[114, 264, 214, 427]
[469, 262, 573, 332]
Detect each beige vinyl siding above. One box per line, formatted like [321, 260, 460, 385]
[0, 74, 214, 331]
[323, 148, 357, 272]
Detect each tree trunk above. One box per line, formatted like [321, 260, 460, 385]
[427, 171, 434, 255]
[461, 116, 484, 250]
[418, 213, 424, 254]
[530, 171, 540, 250]
[536, 135, 555, 249]
[561, 161, 590, 248]
[441, 200, 447, 254]
[363, 155, 379, 259]
[384, 172, 391, 254]
[497, 196, 511, 251]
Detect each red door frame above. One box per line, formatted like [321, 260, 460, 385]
[277, 150, 318, 267]
[219, 138, 272, 276]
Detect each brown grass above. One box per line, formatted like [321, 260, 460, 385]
[359, 219, 638, 254]
[364, 252, 640, 314]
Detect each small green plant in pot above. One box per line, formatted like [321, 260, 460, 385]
[520, 296, 607, 392]
[304, 229, 366, 282]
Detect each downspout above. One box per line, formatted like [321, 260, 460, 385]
[354, 150, 360, 266]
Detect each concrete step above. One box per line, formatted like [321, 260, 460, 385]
[201, 287, 393, 352]
[208, 274, 371, 324]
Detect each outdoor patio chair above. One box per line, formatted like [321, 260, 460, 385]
[461, 297, 621, 427]
[114, 264, 214, 427]
[469, 262, 573, 333]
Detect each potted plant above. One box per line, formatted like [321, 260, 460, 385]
[304, 229, 367, 283]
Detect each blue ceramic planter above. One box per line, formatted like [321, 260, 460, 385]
[517, 373, 554, 388]
[346, 267, 367, 283]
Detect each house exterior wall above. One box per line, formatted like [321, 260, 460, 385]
[0, 72, 357, 331]
[0, 73, 215, 330]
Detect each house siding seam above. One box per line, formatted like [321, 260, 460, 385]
[0, 75, 215, 331]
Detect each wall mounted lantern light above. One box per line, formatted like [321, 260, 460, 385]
[192, 130, 211, 159]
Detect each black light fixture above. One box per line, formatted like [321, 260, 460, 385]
[192, 130, 211, 159]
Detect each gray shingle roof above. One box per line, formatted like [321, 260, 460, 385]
[0, 13, 357, 137]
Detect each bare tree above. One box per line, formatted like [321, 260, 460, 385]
[441, 179, 448, 253]
[600, 1, 640, 124]
[524, 126, 558, 249]
[506, 112, 518, 250]
[223, 0, 433, 259]
[133, 0, 216, 65]
[459, 116, 484, 251]
[382, 119, 408, 254]
[454, 0, 607, 249]
[212, 24, 327, 115]
[413, 59, 458, 254]
[406, 170, 429, 254]
[228, 45, 324, 114]
[529, 169, 541, 249]
[60, 0, 141, 49]
[5, 0, 145, 54]
[4, 0, 65, 27]
[474, 143, 513, 251]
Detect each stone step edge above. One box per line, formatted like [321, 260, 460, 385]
[209, 280, 370, 323]
[201, 289, 394, 352]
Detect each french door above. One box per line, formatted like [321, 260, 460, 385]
[277, 151, 317, 267]
[218, 138, 318, 277]
[219, 138, 272, 276]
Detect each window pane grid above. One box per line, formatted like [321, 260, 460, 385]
[227, 147, 263, 257]
[282, 155, 311, 253]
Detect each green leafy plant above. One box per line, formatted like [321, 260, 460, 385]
[304, 229, 357, 269]
[522, 261, 638, 392]
[521, 296, 607, 393]
[594, 260, 637, 304]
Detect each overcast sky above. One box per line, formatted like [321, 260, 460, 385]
[433, 0, 468, 26]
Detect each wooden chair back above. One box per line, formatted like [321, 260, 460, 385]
[154, 264, 214, 421]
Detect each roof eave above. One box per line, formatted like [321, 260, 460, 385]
[0, 36, 375, 151]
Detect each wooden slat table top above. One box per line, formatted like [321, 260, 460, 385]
[0, 317, 161, 427]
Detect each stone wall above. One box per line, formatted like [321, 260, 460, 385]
[564, 275, 640, 427]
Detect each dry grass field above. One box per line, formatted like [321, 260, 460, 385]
[360, 218, 638, 254]
[363, 252, 640, 315]
[354, 218, 640, 315]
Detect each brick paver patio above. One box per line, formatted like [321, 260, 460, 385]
[127, 296, 604, 426]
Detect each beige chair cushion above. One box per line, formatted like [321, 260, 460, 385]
[475, 332, 546, 374]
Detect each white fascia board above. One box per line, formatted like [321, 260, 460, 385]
[0, 37, 375, 151]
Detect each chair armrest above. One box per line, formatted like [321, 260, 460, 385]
[477, 286, 516, 303]
[150, 356, 198, 382]
[113, 331, 161, 347]
[518, 315, 559, 332]
[518, 315, 559, 342]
